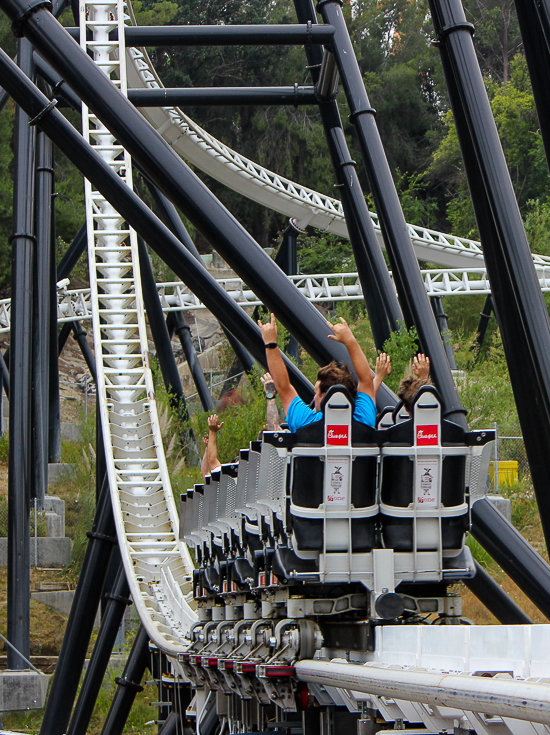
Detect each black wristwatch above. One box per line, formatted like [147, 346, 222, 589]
[265, 391, 276, 400]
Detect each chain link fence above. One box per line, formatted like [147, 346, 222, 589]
[490, 421, 530, 491]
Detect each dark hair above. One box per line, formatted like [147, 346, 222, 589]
[398, 377, 431, 414]
[317, 361, 357, 398]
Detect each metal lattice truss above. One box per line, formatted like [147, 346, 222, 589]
[80, 0, 195, 655]
[2, 267, 550, 335]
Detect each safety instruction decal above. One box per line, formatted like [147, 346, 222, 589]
[415, 458, 439, 506]
[325, 457, 350, 505]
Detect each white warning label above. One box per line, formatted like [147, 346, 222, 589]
[415, 458, 439, 506]
[325, 457, 350, 506]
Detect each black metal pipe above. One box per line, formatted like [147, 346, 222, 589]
[514, 0, 550, 173]
[64, 24, 336, 45]
[137, 236, 199, 463]
[0, 349, 9, 399]
[317, 0, 466, 427]
[276, 222, 299, 361]
[7, 37, 35, 670]
[39, 475, 117, 735]
[430, 296, 457, 369]
[67, 561, 131, 735]
[474, 294, 493, 351]
[0, 9, 356, 378]
[57, 222, 87, 281]
[71, 321, 96, 383]
[471, 499, 550, 620]
[167, 311, 214, 413]
[130, 86, 317, 107]
[57, 321, 73, 355]
[464, 559, 532, 625]
[294, 0, 402, 348]
[48, 238, 61, 462]
[32, 128, 54, 507]
[100, 625, 150, 735]
[0, 51, 317, 401]
[157, 712, 179, 735]
[429, 0, 550, 548]
[34, 52, 82, 111]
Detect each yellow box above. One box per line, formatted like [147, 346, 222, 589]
[489, 460, 519, 486]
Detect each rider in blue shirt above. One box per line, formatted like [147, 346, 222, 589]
[258, 314, 390, 431]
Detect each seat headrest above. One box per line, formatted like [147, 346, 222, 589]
[320, 383, 355, 410]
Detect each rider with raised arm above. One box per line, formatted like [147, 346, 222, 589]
[258, 313, 379, 432]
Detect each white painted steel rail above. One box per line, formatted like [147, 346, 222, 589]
[81, 0, 196, 655]
[295, 659, 550, 726]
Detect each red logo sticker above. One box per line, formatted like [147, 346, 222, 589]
[416, 425, 438, 446]
[327, 425, 349, 445]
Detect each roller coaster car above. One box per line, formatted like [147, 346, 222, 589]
[180, 384, 493, 610]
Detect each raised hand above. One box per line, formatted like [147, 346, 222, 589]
[375, 353, 391, 380]
[207, 414, 225, 433]
[413, 353, 430, 380]
[260, 372, 277, 396]
[326, 316, 353, 345]
[257, 313, 278, 344]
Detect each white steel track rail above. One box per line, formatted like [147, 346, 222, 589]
[81, 0, 196, 655]
[123, 30, 550, 272]
[2, 267, 550, 334]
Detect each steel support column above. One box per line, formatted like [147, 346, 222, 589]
[32, 128, 54, 507]
[167, 311, 214, 413]
[474, 295, 493, 351]
[100, 626, 150, 735]
[429, 0, 550, 550]
[430, 296, 457, 369]
[317, 0, 465, 426]
[276, 221, 300, 361]
[471, 498, 550, 620]
[7, 37, 35, 670]
[39, 476, 117, 735]
[294, 0, 402, 348]
[464, 560, 532, 625]
[68, 559, 131, 735]
[137, 236, 198, 462]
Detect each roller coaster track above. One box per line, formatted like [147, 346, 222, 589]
[80, 0, 196, 655]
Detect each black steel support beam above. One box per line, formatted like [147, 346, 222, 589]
[0, 349, 9, 399]
[57, 222, 87, 281]
[167, 311, 214, 413]
[430, 0, 550, 551]
[430, 296, 457, 369]
[64, 24, 336, 45]
[71, 321, 96, 384]
[471, 499, 550, 620]
[40, 476, 117, 735]
[100, 625, 150, 735]
[8, 37, 35, 670]
[130, 86, 317, 107]
[317, 0, 465, 426]
[32, 128, 54, 507]
[137, 236, 199, 462]
[464, 559, 532, 625]
[0, 9, 357, 381]
[514, 0, 550, 172]
[294, 0, 402, 349]
[474, 294, 493, 351]
[276, 222, 300, 362]
[68, 559, 131, 735]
